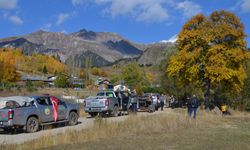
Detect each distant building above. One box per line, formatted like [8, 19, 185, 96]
[18, 73, 50, 86]
[18, 73, 84, 88]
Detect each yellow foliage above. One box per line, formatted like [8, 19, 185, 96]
[80, 69, 87, 79]
[146, 72, 154, 84]
[91, 67, 108, 77]
[0, 48, 66, 75]
[0, 61, 20, 82]
[167, 10, 248, 93]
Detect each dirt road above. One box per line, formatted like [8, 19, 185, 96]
[0, 111, 166, 145]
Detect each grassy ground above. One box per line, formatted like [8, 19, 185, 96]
[0, 87, 97, 98]
[1, 109, 250, 150]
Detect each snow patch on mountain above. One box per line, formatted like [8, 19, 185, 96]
[159, 34, 178, 43]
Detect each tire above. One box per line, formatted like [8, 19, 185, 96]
[68, 111, 78, 126]
[89, 112, 98, 117]
[112, 106, 119, 117]
[26, 117, 39, 133]
[108, 111, 112, 117]
[148, 104, 155, 113]
[127, 106, 132, 115]
[155, 106, 158, 111]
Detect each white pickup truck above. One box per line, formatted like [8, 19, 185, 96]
[84, 91, 130, 117]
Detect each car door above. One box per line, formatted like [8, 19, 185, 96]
[36, 97, 54, 122]
[57, 99, 67, 120]
[106, 92, 117, 108]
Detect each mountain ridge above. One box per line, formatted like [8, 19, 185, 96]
[0, 29, 177, 67]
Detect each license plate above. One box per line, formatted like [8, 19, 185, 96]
[90, 108, 101, 111]
[92, 102, 99, 107]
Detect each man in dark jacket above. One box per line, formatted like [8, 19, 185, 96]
[187, 95, 199, 119]
[160, 94, 164, 111]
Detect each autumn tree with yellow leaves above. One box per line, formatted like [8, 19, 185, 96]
[167, 10, 248, 108]
[0, 48, 66, 74]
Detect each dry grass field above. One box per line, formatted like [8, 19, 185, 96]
[1, 109, 250, 150]
[0, 87, 97, 98]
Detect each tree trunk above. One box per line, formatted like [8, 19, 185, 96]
[204, 79, 211, 109]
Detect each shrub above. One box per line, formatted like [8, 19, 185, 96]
[26, 80, 37, 92]
[54, 74, 70, 88]
[91, 67, 108, 77]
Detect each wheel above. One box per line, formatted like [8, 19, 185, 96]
[108, 111, 112, 117]
[68, 111, 78, 126]
[89, 112, 98, 117]
[112, 106, 119, 117]
[26, 117, 39, 133]
[127, 106, 132, 115]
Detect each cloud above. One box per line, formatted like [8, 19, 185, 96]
[9, 15, 23, 25]
[94, 0, 170, 23]
[56, 13, 71, 26]
[72, 0, 84, 6]
[136, 3, 169, 23]
[73, 0, 202, 23]
[241, 0, 250, 13]
[0, 0, 17, 9]
[41, 23, 52, 31]
[176, 1, 202, 18]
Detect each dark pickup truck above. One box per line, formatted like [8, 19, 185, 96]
[0, 95, 80, 133]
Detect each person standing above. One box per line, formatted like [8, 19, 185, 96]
[187, 95, 199, 119]
[130, 91, 137, 113]
[221, 103, 227, 115]
[152, 94, 158, 111]
[160, 94, 164, 111]
[170, 95, 175, 109]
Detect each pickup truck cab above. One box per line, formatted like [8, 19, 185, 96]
[84, 91, 121, 117]
[0, 95, 80, 133]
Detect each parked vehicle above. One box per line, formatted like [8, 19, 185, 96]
[137, 93, 160, 112]
[0, 96, 80, 133]
[84, 91, 130, 117]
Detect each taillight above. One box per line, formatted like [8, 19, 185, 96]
[8, 109, 14, 120]
[105, 100, 109, 106]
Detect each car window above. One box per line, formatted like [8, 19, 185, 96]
[36, 97, 52, 106]
[97, 93, 105, 96]
[106, 92, 114, 97]
[58, 99, 65, 105]
[5, 101, 20, 109]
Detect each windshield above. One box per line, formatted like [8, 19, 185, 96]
[97, 93, 105, 96]
[97, 92, 114, 97]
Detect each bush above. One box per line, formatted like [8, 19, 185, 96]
[110, 74, 121, 84]
[54, 74, 70, 88]
[142, 86, 165, 94]
[91, 67, 108, 77]
[26, 80, 37, 92]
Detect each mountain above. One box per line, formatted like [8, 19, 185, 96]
[0, 29, 143, 67]
[159, 34, 178, 43]
[138, 43, 176, 65]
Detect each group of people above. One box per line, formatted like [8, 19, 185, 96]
[150, 94, 165, 111]
[129, 91, 165, 113]
[130, 91, 228, 118]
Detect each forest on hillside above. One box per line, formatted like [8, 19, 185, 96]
[0, 48, 66, 83]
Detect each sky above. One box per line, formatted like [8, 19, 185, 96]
[0, 0, 250, 45]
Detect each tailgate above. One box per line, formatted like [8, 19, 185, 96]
[0, 109, 9, 122]
[85, 97, 107, 108]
